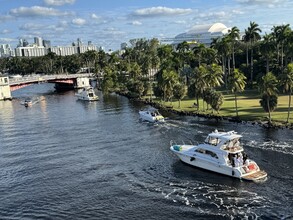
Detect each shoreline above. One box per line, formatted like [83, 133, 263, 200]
[118, 92, 293, 130]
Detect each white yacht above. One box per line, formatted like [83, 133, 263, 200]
[170, 130, 267, 181]
[75, 87, 99, 101]
[139, 107, 165, 123]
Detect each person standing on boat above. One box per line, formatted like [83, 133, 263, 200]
[234, 155, 239, 167]
[242, 152, 248, 165]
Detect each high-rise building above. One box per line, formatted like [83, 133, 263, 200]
[120, 42, 127, 50]
[0, 44, 14, 57]
[34, 37, 43, 47]
[43, 40, 51, 48]
[23, 39, 29, 47]
[77, 38, 82, 47]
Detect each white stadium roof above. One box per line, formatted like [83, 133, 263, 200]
[188, 23, 230, 34]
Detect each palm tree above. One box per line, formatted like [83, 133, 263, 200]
[192, 43, 206, 67]
[161, 69, 179, 102]
[227, 26, 240, 70]
[81, 50, 98, 73]
[193, 65, 208, 110]
[259, 72, 278, 123]
[272, 24, 291, 71]
[173, 83, 187, 108]
[279, 63, 293, 123]
[211, 36, 231, 87]
[260, 34, 275, 73]
[228, 68, 247, 117]
[244, 21, 262, 86]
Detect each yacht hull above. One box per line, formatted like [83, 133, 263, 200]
[139, 111, 164, 123]
[171, 147, 267, 181]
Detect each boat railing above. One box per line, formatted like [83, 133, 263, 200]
[170, 140, 176, 146]
[170, 140, 198, 146]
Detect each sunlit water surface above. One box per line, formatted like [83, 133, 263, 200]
[0, 84, 292, 219]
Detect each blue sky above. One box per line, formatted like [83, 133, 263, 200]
[0, 0, 292, 51]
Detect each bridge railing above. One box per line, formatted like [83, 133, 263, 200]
[9, 73, 94, 85]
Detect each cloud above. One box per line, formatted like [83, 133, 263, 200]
[231, 9, 245, 15]
[44, 0, 75, 6]
[9, 6, 72, 17]
[132, 6, 192, 17]
[236, 0, 287, 5]
[19, 23, 45, 31]
[130, 21, 142, 26]
[1, 29, 11, 34]
[0, 38, 16, 43]
[0, 15, 13, 23]
[197, 11, 227, 19]
[72, 18, 86, 26]
[174, 20, 187, 24]
[19, 22, 70, 33]
[91, 13, 108, 24]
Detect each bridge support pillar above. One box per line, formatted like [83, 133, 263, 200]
[0, 76, 12, 101]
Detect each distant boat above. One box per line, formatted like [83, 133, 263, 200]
[23, 98, 32, 107]
[21, 97, 39, 107]
[170, 130, 267, 181]
[139, 107, 165, 123]
[75, 87, 99, 101]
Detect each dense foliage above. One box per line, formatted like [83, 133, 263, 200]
[1, 22, 293, 122]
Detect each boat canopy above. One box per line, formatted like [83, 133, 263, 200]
[208, 130, 242, 141]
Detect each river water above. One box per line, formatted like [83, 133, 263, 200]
[0, 84, 292, 220]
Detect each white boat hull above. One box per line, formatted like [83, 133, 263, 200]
[172, 149, 241, 178]
[171, 146, 267, 181]
[76, 94, 99, 101]
[139, 111, 164, 123]
[75, 87, 99, 101]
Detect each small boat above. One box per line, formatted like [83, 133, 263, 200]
[75, 87, 99, 101]
[139, 107, 165, 123]
[170, 130, 267, 181]
[23, 98, 33, 107]
[21, 97, 39, 107]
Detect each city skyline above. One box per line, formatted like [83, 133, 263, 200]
[0, 0, 292, 51]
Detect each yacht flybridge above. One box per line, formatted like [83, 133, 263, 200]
[170, 130, 267, 181]
[75, 87, 99, 101]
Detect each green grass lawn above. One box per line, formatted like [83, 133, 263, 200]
[145, 90, 293, 124]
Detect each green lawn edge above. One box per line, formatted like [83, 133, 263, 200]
[141, 89, 293, 127]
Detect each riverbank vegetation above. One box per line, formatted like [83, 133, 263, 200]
[1, 22, 293, 126]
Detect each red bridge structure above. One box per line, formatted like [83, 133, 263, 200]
[9, 74, 93, 91]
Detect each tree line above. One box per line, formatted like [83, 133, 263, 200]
[0, 22, 293, 123]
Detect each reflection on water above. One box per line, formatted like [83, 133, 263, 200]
[0, 83, 292, 219]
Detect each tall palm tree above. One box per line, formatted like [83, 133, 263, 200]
[193, 65, 208, 110]
[192, 43, 206, 67]
[279, 63, 293, 123]
[259, 72, 278, 123]
[243, 21, 262, 86]
[227, 26, 240, 70]
[161, 69, 179, 102]
[205, 63, 224, 89]
[211, 37, 231, 87]
[228, 68, 247, 117]
[272, 24, 291, 71]
[260, 34, 275, 74]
